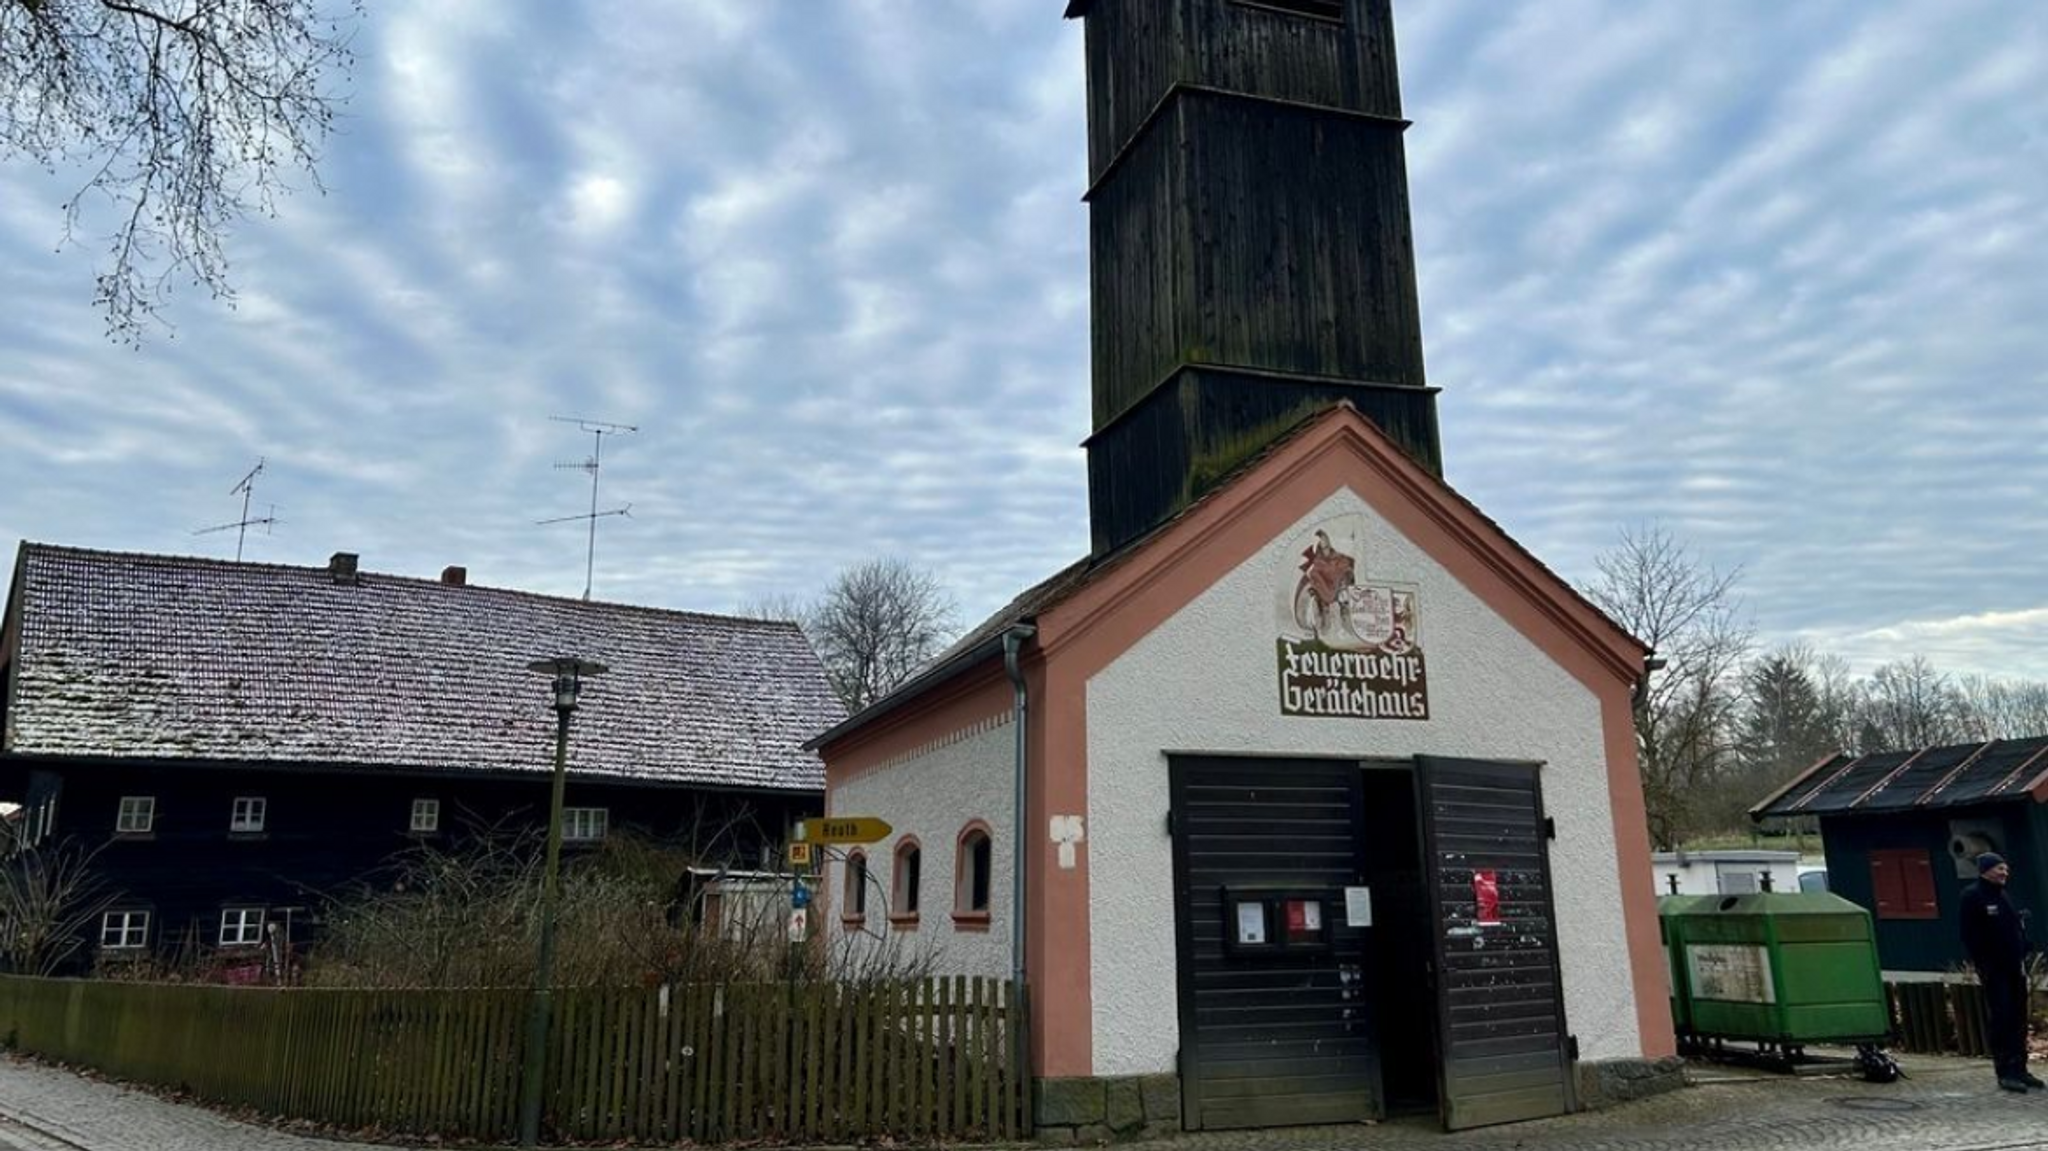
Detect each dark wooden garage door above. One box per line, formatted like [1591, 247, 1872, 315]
[1169, 757, 1380, 1131]
[1415, 756, 1575, 1131]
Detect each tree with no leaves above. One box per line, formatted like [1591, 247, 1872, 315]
[1584, 525, 1753, 848]
[2, 0, 361, 339]
[0, 836, 119, 976]
[740, 557, 959, 714]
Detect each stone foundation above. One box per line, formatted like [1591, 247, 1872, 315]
[1034, 1074, 1181, 1144]
[1032, 1058, 1683, 1143]
[1575, 1055, 1689, 1109]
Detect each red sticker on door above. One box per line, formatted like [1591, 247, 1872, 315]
[1472, 869, 1502, 925]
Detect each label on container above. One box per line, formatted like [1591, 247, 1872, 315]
[1687, 944, 1776, 1004]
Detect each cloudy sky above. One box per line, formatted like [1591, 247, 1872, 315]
[2, 1, 2044, 681]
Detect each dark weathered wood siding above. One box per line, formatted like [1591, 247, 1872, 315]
[1084, 0, 1404, 183]
[9, 760, 816, 962]
[1080, 0, 1438, 555]
[1086, 369, 1439, 555]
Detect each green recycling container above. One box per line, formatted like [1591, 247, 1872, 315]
[1672, 891, 1888, 1043]
[1659, 895, 1712, 1038]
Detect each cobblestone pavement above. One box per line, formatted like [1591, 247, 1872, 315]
[0, 1052, 2044, 1150]
[1164, 1056, 2048, 1151]
[0, 1055, 383, 1151]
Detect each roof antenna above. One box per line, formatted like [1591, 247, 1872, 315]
[193, 459, 280, 562]
[539, 416, 637, 601]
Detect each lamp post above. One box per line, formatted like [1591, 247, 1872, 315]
[518, 656, 607, 1149]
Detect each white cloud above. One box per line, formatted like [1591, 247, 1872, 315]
[0, 0, 2041, 689]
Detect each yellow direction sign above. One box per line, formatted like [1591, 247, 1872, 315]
[797, 816, 893, 845]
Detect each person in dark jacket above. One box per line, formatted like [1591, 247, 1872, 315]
[1960, 852, 2039, 1092]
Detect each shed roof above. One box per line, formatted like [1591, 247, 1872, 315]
[2, 545, 842, 792]
[1752, 736, 2048, 820]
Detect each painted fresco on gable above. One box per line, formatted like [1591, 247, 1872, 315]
[1275, 515, 1429, 720]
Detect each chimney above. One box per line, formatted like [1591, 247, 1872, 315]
[440, 566, 468, 586]
[328, 552, 360, 585]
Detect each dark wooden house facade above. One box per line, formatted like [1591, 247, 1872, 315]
[0, 544, 842, 968]
[1752, 736, 2048, 971]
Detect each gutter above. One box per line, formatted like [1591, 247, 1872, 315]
[1632, 654, 1666, 712]
[1001, 625, 1036, 989]
[1001, 623, 1036, 1091]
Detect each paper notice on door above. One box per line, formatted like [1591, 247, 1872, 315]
[1235, 901, 1267, 945]
[1344, 887, 1372, 927]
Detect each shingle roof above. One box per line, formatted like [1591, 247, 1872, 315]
[2, 545, 843, 792]
[1752, 736, 2048, 820]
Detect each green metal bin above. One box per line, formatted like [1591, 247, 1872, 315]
[1672, 892, 1888, 1044]
[1658, 895, 1712, 1038]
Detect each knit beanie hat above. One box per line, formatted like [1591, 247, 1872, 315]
[1977, 852, 2007, 875]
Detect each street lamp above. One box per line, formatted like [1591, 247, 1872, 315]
[518, 656, 608, 1149]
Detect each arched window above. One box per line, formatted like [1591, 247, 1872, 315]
[842, 850, 870, 930]
[891, 838, 922, 928]
[954, 822, 993, 930]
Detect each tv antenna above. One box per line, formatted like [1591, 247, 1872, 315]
[193, 459, 280, 562]
[540, 416, 638, 601]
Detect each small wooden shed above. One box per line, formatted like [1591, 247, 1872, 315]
[1751, 736, 2048, 972]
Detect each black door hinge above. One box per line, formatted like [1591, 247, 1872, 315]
[1543, 816, 1557, 841]
[1165, 809, 1176, 836]
[1567, 1035, 1580, 1061]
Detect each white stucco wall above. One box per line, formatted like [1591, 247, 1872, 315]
[828, 714, 1015, 979]
[1086, 488, 1643, 1077]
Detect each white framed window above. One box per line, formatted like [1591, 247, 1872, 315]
[563, 807, 609, 842]
[116, 796, 155, 835]
[101, 910, 150, 949]
[219, 908, 265, 947]
[410, 798, 441, 834]
[230, 797, 267, 833]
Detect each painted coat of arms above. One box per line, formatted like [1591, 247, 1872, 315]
[1276, 516, 1429, 720]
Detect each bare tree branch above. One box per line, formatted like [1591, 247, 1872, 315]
[1, 0, 362, 340]
[1584, 524, 1752, 848]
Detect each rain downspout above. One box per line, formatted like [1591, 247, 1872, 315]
[1633, 654, 1667, 711]
[1002, 624, 1036, 990]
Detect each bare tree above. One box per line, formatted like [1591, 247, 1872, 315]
[1856, 655, 1967, 752]
[1584, 525, 1753, 848]
[1955, 674, 2048, 741]
[0, 837, 119, 976]
[2, 0, 361, 339]
[743, 558, 958, 713]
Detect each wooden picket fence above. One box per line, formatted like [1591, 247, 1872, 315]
[1886, 979, 1992, 1056]
[0, 975, 1030, 1143]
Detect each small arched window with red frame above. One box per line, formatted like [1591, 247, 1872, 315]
[890, 837, 922, 930]
[954, 821, 993, 931]
[842, 850, 870, 931]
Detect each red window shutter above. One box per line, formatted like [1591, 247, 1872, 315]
[1902, 852, 1939, 920]
[1869, 852, 1901, 918]
[1869, 849, 1939, 921]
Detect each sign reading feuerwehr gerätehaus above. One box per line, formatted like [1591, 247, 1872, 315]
[1276, 515, 1429, 720]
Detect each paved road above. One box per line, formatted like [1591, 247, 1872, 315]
[0, 1050, 2043, 1150]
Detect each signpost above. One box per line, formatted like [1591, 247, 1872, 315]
[795, 816, 893, 845]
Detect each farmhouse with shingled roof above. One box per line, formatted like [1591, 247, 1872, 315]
[0, 543, 842, 965]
